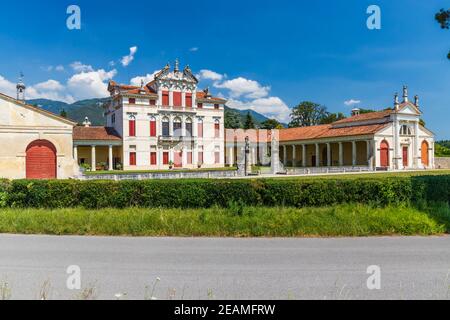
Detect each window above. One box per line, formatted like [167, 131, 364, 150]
[198, 119, 203, 138]
[185, 118, 193, 137]
[197, 103, 203, 109]
[150, 152, 157, 165]
[163, 152, 169, 165]
[128, 98, 136, 104]
[173, 92, 182, 107]
[162, 91, 169, 106]
[111, 114, 116, 124]
[186, 93, 192, 108]
[149, 99, 156, 106]
[214, 104, 220, 110]
[187, 152, 193, 165]
[162, 117, 170, 137]
[173, 118, 182, 137]
[400, 125, 412, 136]
[215, 146, 221, 164]
[129, 152, 137, 166]
[150, 117, 157, 137]
[198, 151, 204, 165]
[214, 119, 220, 138]
[129, 118, 136, 137]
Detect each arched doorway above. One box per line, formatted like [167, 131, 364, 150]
[380, 140, 389, 168]
[421, 140, 429, 167]
[26, 140, 57, 179]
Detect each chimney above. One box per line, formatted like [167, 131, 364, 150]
[402, 85, 408, 103]
[351, 108, 361, 116]
[83, 117, 91, 127]
[414, 95, 420, 108]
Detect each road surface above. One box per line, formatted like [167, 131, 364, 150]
[0, 235, 449, 300]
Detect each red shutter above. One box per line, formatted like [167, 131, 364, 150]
[215, 123, 220, 138]
[150, 121, 157, 137]
[129, 98, 136, 104]
[150, 152, 157, 165]
[162, 91, 169, 106]
[173, 92, 182, 107]
[129, 120, 136, 137]
[130, 152, 137, 166]
[198, 123, 203, 138]
[163, 152, 169, 165]
[187, 152, 193, 165]
[186, 93, 192, 108]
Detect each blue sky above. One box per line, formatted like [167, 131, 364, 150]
[0, 0, 449, 138]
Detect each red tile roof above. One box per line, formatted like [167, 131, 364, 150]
[196, 91, 226, 102]
[333, 110, 392, 125]
[73, 126, 122, 141]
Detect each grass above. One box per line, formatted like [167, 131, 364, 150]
[84, 167, 237, 176]
[0, 203, 448, 237]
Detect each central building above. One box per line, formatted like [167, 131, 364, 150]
[79, 60, 226, 171]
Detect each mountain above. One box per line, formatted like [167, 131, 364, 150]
[27, 98, 279, 128]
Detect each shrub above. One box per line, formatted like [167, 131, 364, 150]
[0, 175, 448, 209]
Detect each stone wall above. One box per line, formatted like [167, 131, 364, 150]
[435, 157, 450, 169]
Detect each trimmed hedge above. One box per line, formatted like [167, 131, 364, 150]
[0, 175, 448, 209]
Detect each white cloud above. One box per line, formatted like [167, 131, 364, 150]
[67, 69, 117, 100]
[344, 99, 361, 106]
[55, 65, 65, 72]
[0, 75, 17, 97]
[70, 61, 94, 73]
[214, 77, 270, 99]
[121, 46, 138, 67]
[227, 97, 291, 123]
[189, 47, 199, 52]
[197, 69, 224, 81]
[27, 80, 75, 103]
[130, 71, 159, 86]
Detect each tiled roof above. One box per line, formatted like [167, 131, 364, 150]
[333, 110, 392, 125]
[108, 81, 157, 95]
[196, 91, 226, 102]
[73, 126, 122, 141]
[279, 123, 388, 142]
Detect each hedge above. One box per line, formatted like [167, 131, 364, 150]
[0, 175, 448, 209]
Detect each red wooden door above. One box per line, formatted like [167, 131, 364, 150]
[174, 151, 183, 168]
[150, 152, 157, 165]
[380, 141, 389, 167]
[26, 140, 57, 179]
[129, 152, 137, 166]
[403, 147, 408, 167]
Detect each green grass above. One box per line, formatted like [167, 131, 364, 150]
[0, 203, 447, 237]
[84, 167, 237, 176]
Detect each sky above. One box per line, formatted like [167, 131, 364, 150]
[0, 0, 449, 138]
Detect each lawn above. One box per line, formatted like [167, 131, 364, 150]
[0, 203, 448, 237]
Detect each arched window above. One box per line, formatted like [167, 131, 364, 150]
[150, 116, 157, 137]
[380, 140, 390, 167]
[162, 117, 170, 137]
[128, 115, 136, 137]
[173, 117, 182, 137]
[214, 119, 220, 138]
[197, 118, 204, 138]
[185, 118, 193, 137]
[421, 140, 429, 167]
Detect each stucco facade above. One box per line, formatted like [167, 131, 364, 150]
[0, 93, 79, 179]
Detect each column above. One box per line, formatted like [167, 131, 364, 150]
[366, 140, 371, 166]
[91, 145, 96, 172]
[158, 90, 163, 106]
[181, 90, 186, 108]
[373, 140, 378, 170]
[283, 145, 287, 166]
[339, 142, 344, 167]
[315, 143, 320, 167]
[302, 144, 307, 167]
[192, 90, 197, 109]
[415, 121, 421, 168]
[352, 141, 357, 166]
[169, 88, 174, 107]
[73, 145, 78, 161]
[394, 117, 401, 169]
[326, 143, 331, 167]
[252, 147, 257, 165]
[108, 145, 114, 171]
[228, 146, 234, 166]
[169, 115, 174, 137]
[292, 145, 296, 167]
[181, 115, 186, 137]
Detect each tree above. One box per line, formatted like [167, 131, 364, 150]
[243, 112, 256, 129]
[288, 101, 328, 128]
[435, 8, 450, 59]
[319, 112, 346, 124]
[60, 108, 68, 118]
[224, 109, 242, 129]
[260, 119, 284, 130]
[419, 118, 426, 127]
[359, 108, 377, 114]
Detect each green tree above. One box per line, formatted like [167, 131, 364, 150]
[320, 112, 346, 124]
[289, 101, 328, 128]
[60, 108, 68, 118]
[359, 108, 377, 114]
[260, 119, 284, 130]
[224, 109, 242, 129]
[419, 118, 426, 127]
[243, 112, 256, 129]
[435, 8, 450, 59]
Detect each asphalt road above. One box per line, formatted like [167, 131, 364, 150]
[0, 235, 449, 300]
